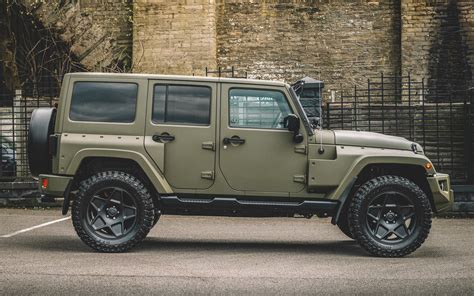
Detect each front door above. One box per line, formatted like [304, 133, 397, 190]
[145, 80, 217, 190]
[219, 84, 307, 193]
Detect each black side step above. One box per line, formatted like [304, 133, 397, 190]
[160, 196, 339, 218]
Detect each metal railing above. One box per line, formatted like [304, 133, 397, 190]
[322, 73, 474, 185]
[1, 90, 57, 182]
[1, 73, 473, 187]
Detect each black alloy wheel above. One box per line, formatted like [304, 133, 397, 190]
[86, 187, 138, 239]
[72, 171, 155, 252]
[348, 175, 432, 257]
[366, 191, 416, 243]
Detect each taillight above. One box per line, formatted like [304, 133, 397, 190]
[42, 178, 48, 189]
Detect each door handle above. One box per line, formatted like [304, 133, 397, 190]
[223, 136, 245, 145]
[152, 132, 175, 143]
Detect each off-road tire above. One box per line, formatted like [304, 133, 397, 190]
[348, 175, 432, 257]
[72, 171, 155, 252]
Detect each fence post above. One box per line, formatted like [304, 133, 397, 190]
[449, 93, 454, 175]
[421, 78, 426, 149]
[408, 73, 412, 140]
[368, 79, 371, 131]
[381, 73, 384, 133]
[13, 89, 27, 178]
[341, 89, 344, 130]
[354, 85, 358, 131]
[466, 89, 474, 183]
[326, 102, 330, 130]
[395, 74, 399, 136]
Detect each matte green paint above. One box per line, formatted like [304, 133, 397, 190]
[43, 72, 452, 212]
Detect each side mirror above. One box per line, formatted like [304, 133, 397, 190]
[284, 114, 300, 132]
[284, 114, 304, 144]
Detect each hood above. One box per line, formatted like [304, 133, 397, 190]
[333, 130, 418, 151]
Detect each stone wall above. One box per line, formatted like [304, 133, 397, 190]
[133, 0, 217, 74]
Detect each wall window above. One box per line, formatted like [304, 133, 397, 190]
[229, 88, 292, 129]
[153, 85, 211, 125]
[70, 82, 138, 123]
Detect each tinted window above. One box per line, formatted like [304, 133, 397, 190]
[70, 82, 138, 123]
[229, 88, 292, 129]
[153, 85, 211, 125]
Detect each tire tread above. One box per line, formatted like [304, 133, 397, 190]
[348, 175, 432, 257]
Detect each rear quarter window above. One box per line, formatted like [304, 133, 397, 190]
[69, 82, 138, 123]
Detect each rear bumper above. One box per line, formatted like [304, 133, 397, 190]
[427, 173, 454, 213]
[39, 174, 73, 197]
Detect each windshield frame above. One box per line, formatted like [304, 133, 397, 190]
[288, 85, 314, 136]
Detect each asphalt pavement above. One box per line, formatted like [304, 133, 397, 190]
[0, 208, 473, 295]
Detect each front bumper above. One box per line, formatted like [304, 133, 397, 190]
[427, 173, 454, 213]
[39, 174, 73, 197]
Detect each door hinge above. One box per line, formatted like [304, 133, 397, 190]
[294, 145, 307, 154]
[202, 141, 215, 151]
[201, 171, 215, 180]
[293, 175, 306, 183]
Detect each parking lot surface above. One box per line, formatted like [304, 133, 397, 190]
[0, 208, 473, 295]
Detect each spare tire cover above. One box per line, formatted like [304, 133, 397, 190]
[28, 108, 56, 176]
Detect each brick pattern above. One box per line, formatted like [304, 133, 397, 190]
[132, 0, 217, 74]
[24, 0, 474, 96]
[216, 0, 402, 92]
[402, 0, 474, 99]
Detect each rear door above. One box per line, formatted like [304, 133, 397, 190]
[145, 80, 217, 190]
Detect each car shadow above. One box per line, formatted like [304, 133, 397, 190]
[138, 237, 366, 256]
[7, 235, 369, 256]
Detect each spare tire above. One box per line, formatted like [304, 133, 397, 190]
[28, 108, 56, 176]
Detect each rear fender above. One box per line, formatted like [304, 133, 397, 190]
[66, 148, 173, 194]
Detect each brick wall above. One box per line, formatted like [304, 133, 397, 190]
[16, 0, 474, 96]
[132, 0, 217, 74]
[216, 0, 402, 92]
[402, 0, 474, 100]
[132, 0, 402, 91]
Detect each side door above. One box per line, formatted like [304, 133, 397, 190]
[145, 80, 217, 190]
[219, 84, 307, 194]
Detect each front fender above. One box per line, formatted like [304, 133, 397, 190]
[309, 146, 433, 200]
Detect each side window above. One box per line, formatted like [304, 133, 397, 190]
[70, 82, 138, 123]
[229, 88, 292, 129]
[153, 85, 211, 125]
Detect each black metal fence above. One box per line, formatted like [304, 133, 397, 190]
[1, 73, 473, 187]
[0, 78, 59, 181]
[322, 73, 474, 185]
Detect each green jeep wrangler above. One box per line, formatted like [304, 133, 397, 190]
[28, 73, 453, 256]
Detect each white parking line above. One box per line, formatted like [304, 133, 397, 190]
[0, 216, 71, 238]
